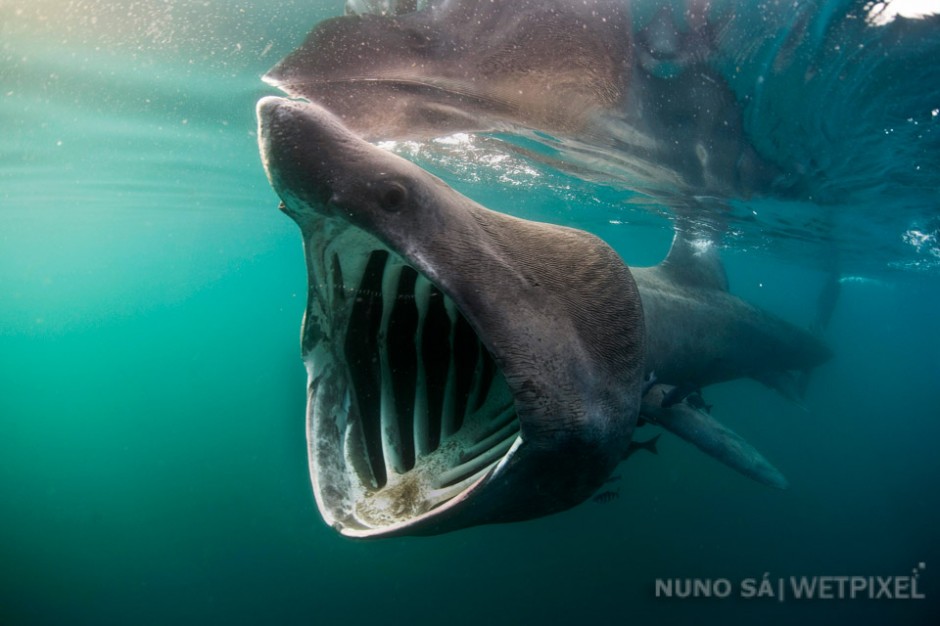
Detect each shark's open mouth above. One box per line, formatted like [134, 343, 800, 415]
[258, 96, 647, 538]
[301, 217, 520, 537]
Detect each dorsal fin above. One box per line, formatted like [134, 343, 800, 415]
[658, 232, 729, 291]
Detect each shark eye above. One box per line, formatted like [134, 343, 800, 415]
[378, 181, 407, 212]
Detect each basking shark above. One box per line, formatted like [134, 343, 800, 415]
[256, 97, 830, 537]
[259, 96, 647, 537]
[264, 0, 777, 200]
[632, 235, 830, 401]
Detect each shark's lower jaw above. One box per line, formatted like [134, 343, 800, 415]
[300, 216, 520, 538]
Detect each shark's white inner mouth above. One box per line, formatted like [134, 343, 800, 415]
[302, 220, 520, 536]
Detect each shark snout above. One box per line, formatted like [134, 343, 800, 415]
[256, 96, 361, 219]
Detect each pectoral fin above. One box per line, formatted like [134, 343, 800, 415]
[641, 384, 789, 489]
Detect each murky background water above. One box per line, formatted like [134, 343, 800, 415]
[2, 1, 939, 624]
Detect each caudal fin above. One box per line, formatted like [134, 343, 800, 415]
[812, 270, 841, 334]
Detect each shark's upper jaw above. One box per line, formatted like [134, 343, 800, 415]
[257, 96, 646, 537]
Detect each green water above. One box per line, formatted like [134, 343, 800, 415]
[2, 1, 939, 624]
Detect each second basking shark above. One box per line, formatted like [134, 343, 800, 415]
[256, 97, 830, 538]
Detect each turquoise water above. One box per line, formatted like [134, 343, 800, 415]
[2, 1, 939, 624]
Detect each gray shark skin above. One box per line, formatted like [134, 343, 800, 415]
[641, 384, 789, 490]
[629, 241, 828, 489]
[257, 97, 646, 538]
[264, 0, 776, 200]
[268, 0, 632, 140]
[633, 234, 832, 394]
[256, 98, 830, 537]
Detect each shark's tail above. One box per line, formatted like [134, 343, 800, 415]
[794, 253, 842, 405]
[812, 252, 842, 335]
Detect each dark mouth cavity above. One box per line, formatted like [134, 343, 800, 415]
[340, 247, 510, 487]
[306, 221, 520, 532]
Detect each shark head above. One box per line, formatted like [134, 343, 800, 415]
[257, 97, 646, 537]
